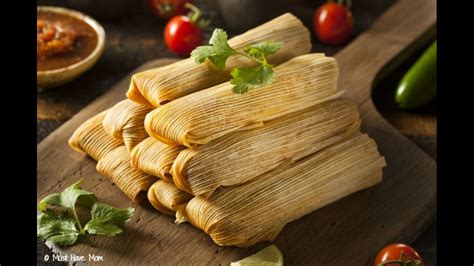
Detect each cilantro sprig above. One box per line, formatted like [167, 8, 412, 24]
[37, 179, 134, 246]
[191, 29, 283, 94]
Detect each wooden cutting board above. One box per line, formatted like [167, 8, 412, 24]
[37, 0, 436, 264]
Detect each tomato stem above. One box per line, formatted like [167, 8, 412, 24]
[158, 3, 173, 14]
[186, 3, 201, 23]
[185, 3, 210, 29]
[377, 251, 423, 266]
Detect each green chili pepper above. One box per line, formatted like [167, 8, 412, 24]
[395, 40, 436, 109]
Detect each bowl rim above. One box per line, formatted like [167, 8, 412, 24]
[37, 6, 106, 75]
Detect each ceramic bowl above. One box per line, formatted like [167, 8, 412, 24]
[37, 6, 106, 90]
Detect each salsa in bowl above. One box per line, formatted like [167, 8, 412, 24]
[37, 6, 105, 90]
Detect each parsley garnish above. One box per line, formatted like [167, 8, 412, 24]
[191, 29, 282, 94]
[37, 179, 134, 246]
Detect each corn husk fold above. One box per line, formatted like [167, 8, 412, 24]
[102, 99, 153, 152]
[97, 146, 157, 202]
[147, 180, 193, 219]
[130, 137, 184, 182]
[127, 13, 311, 107]
[183, 134, 386, 247]
[68, 110, 122, 161]
[145, 54, 341, 148]
[171, 100, 360, 197]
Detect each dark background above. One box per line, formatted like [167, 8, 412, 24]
[36, 0, 436, 264]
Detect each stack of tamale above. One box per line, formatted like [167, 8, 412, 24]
[68, 13, 386, 247]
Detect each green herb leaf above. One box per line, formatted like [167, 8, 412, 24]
[37, 178, 133, 247]
[190, 29, 283, 94]
[191, 28, 237, 70]
[38, 193, 61, 212]
[60, 179, 97, 209]
[84, 203, 134, 237]
[37, 210, 79, 246]
[38, 178, 97, 212]
[231, 65, 275, 94]
[244, 41, 283, 59]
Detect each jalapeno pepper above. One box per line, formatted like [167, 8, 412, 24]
[395, 40, 437, 109]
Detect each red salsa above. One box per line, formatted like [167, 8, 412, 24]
[37, 11, 98, 71]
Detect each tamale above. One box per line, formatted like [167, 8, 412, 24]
[147, 180, 193, 219]
[147, 182, 175, 216]
[172, 100, 360, 197]
[130, 137, 184, 182]
[102, 99, 153, 152]
[68, 110, 122, 161]
[96, 146, 156, 203]
[183, 134, 386, 247]
[127, 13, 311, 107]
[145, 54, 342, 148]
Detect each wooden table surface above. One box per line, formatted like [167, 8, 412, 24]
[37, 0, 436, 264]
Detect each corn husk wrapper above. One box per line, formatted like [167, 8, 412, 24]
[102, 99, 153, 152]
[68, 110, 122, 161]
[145, 54, 341, 148]
[147, 180, 193, 220]
[172, 100, 360, 197]
[183, 134, 386, 247]
[127, 13, 311, 107]
[130, 137, 184, 182]
[97, 146, 157, 203]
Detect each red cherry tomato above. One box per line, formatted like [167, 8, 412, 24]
[313, 2, 354, 45]
[149, 0, 194, 20]
[164, 15, 202, 55]
[374, 243, 425, 266]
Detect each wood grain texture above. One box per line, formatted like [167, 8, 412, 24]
[382, 111, 436, 136]
[37, 0, 436, 264]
